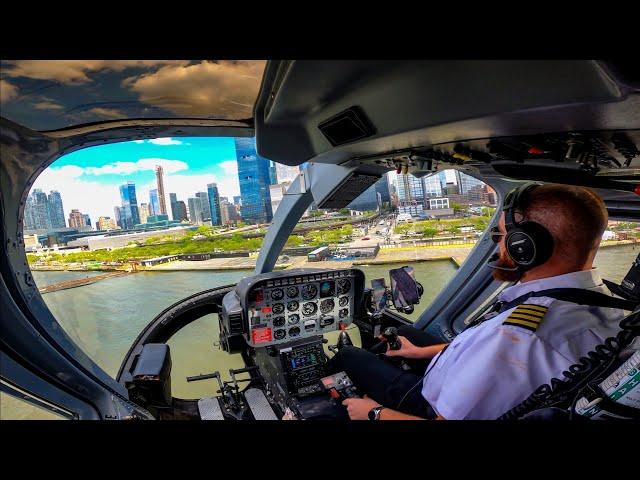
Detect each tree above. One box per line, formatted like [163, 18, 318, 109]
[423, 227, 438, 239]
[450, 202, 464, 213]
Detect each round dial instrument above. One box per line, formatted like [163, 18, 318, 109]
[320, 298, 335, 314]
[287, 300, 299, 312]
[338, 296, 349, 307]
[302, 302, 317, 316]
[288, 314, 300, 325]
[270, 288, 284, 300]
[272, 303, 284, 314]
[286, 286, 299, 298]
[274, 329, 286, 340]
[288, 326, 301, 337]
[301, 284, 318, 300]
[273, 317, 285, 327]
[339, 308, 349, 319]
[337, 279, 351, 295]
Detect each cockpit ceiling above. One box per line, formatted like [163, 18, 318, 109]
[0, 60, 267, 131]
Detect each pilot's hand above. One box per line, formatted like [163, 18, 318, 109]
[342, 395, 380, 420]
[384, 335, 423, 359]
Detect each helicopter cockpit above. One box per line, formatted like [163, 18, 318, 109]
[2, 60, 639, 421]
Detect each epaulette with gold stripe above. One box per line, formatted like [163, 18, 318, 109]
[502, 304, 549, 332]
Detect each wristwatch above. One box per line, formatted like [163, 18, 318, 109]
[368, 405, 386, 421]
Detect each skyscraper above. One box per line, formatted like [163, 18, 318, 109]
[47, 190, 66, 228]
[395, 174, 424, 205]
[68, 209, 85, 229]
[233, 196, 242, 206]
[169, 193, 178, 221]
[149, 189, 160, 217]
[114, 206, 122, 228]
[374, 174, 391, 205]
[207, 183, 222, 226]
[27, 189, 51, 230]
[235, 137, 273, 224]
[196, 191, 211, 222]
[269, 161, 278, 185]
[139, 203, 150, 224]
[457, 171, 485, 196]
[187, 197, 203, 224]
[119, 182, 140, 230]
[422, 171, 447, 198]
[155, 165, 167, 215]
[82, 214, 92, 227]
[175, 201, 188, 221]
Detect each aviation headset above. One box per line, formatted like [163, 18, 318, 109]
[501, 182, 555, 271]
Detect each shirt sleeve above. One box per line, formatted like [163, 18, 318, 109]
[429, 324, 547, 420]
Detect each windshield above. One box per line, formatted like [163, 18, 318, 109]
[0, 60, 266, 130]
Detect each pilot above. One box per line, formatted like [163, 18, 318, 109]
[327, 183, 627, 420]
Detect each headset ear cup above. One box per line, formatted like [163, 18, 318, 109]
[519, 221, 554, 267]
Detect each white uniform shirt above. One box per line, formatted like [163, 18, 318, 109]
[421, 269, 625, 420]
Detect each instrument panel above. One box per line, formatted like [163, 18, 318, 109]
[244, 269, 363, 347]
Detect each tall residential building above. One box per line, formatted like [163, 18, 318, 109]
[139, 203, 150, 224]
[175, 201, 188, 221]
[119, 182, 140, 230]
[187, 197, 203, 224]
[47, 190, 66, 228]
[82, 214, 92, 227]
[220, 200, 241, 225]
[97, 216, 117, 231]
[395, 174, 424, 205]
[68, 209, 85, 229]
[196, 191, 211, 222]
[207, 183, 222, 226]
[149, 189, 160, 217]
[27, 189, 51, 230]
[422, 171, 447, 198]
[155, 165, 167, 215]
[233, 196, 242, 206]
[275, 163, 300, 184]
[235, 137, 273, 224]
[114, 206, 122, 228]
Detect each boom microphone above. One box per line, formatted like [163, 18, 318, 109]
[487, 253, 520, 271]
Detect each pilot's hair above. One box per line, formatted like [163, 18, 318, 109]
[519, 184, 608, 267]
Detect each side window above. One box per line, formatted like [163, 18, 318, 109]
[0, 392, 68, 420]
[594, 220, 639, 284]
[290, 168, 497, 322]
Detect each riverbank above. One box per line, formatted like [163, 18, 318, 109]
[28, 239, 635, 272]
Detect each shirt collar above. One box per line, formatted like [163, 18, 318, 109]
[498, 268, 604, 302]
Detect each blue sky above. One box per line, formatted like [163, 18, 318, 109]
[33, 137, 243, 223]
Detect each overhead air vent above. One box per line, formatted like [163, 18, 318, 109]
[318, 173, 380, 209]
[318, 106, 375, 147]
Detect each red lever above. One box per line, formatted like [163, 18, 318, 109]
[329, 388, 340, 399]
[528, 147, 545, 155]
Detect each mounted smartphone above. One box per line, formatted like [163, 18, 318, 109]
[370, 278, 388, 315]
[389, 266, 420, 312]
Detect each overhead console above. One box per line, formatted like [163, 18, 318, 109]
[220, 268, 365, 352]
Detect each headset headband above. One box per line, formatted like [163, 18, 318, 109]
[503, 182, 542, 230]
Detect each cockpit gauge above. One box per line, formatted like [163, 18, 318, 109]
[320, 298, 335, 314]
[272, 303, 285, 314]
[271, 288, 284, 301]
[337, 279, 351, 295]
[286, 286, 299, 298]
[338, 296, 349, 307]
[274, 329, 287, 340]
[302, 302, 318, 316]
[288, 326, 301, 337]
[339, 308, 349, 319]
[301, 284, 318, 300]
[287, 300, 299, 312]
[273, 317, 286, 327]
[288, 314, 300, 325]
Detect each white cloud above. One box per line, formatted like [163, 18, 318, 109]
[84, 158, 188, 176]
[148, 137, 183, 146]
[218, 160, 238, 175]
[33, 100, 64, 110]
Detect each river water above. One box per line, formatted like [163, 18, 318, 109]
[1, 244, 635, 419]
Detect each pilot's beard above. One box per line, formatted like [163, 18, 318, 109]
[492, 249, 523, 282]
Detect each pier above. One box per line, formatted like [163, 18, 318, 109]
[38, 271, 132, 294]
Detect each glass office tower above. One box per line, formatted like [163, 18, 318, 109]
[235, 137, 273, 224]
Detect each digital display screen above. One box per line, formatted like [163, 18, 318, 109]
[289, 353, 318, 370]
[319, 281, 335, 298]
